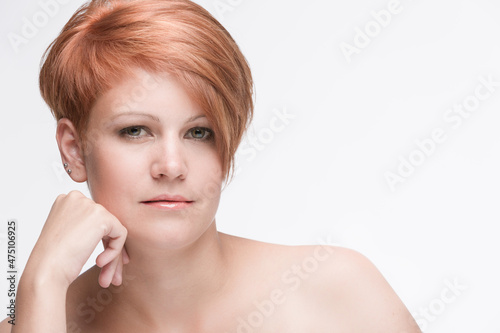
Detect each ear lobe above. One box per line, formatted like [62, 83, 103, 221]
[56, 118, 87, 183]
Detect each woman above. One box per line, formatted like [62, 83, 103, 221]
[2, 0, 420, 331]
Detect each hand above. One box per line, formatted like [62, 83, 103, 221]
[28, 190, 128, 289]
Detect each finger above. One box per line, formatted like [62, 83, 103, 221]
[102, 237, 110, 249]
[98, 255, 120, 288]
[103, 220, 127, 240]
[122, 247, 130, 264]
[96, 249, 113, 268]
[95, 237, 110, 267]
[96, 238, 125, 267]
[111, 255, 124, 286]
[97, 222, 127, 265]
[98, 264, 112, 288]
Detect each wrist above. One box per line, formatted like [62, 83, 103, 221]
[21, 254, 73, 292]
[18, 268, 69, 299]
[13, 261, 68, 333]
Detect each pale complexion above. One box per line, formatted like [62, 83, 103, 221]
[1, 70, 421, 333]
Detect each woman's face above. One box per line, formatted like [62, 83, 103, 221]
[82, 69, 224, 250]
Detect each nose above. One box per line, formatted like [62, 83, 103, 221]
[150, 136, 188, 180]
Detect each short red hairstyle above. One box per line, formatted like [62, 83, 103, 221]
[39, 0, 253, 184]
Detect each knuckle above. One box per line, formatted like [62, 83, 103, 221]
[55, 193, 67, 202]
[67, 190, 83, 198]
[99, 222, 110, 235]
[93, 203, 111, 218]
[93, 202, 105, 212]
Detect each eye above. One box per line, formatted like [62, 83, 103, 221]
[119, 126, 148, 139]
[187, 127, 213, 141]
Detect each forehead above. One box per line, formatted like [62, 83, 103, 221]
[89, 69, 204, 123]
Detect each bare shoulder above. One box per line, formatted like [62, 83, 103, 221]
[0, 318, 12, 333]
[65, 265, 106, 332]
[293, 245, 422, 332]
[223, 235, 420, 332]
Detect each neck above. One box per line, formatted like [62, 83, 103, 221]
[113, 223, 234, 328]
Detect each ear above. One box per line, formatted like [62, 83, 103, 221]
[56, 118, 87, 183]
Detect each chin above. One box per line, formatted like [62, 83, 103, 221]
[123, 215, 216, 251]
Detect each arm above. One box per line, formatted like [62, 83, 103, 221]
[7, 191, 128, 333]
[0, 318, 12, 333]
[12, 268, 68, 333]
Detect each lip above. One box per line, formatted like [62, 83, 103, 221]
[144, 194, 192, 202]
[141, 194, 194, 210]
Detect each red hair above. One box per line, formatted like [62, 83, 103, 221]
[39, 0, 253, 183]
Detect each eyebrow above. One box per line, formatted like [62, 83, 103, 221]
[108, 112, 160, 123]
[185, 114, 207, 123]
[108, 112, 206, 124]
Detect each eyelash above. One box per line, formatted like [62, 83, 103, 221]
[118, 126, 214, 142]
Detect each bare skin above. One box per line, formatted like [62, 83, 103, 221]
[1, 232, 420, 332]
[1, 230, 420, 332]
[0, 71, 420, 333]
[64, 233, 420, 333]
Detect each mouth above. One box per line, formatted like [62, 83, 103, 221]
[141, 195, 194, 210]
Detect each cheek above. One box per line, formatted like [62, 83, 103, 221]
[197, 156, 225, 205]
[195, 149, 224, 181]
[85, 145, 145, 201]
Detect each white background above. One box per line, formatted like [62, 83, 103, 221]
[1, 0, 500, 331]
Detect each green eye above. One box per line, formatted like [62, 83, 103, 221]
[127, 127, 142, 136]
[120, 126, 147, 138]
[191, 128, 206, 138]
[188, 127, 213, 141]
